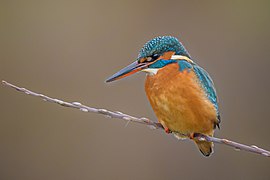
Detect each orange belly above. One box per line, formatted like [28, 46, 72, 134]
[145, 63, 217, 136]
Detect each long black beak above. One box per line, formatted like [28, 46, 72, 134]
[105, 61, 148, 83]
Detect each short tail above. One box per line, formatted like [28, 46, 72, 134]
[194, 140, 214, 157]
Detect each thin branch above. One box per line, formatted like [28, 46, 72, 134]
[2, 80, 270, 157]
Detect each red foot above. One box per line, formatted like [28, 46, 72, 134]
[165, 127, 172, 134]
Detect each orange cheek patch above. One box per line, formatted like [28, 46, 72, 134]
[139, 58, 146, 63]
[159, 51, 175, 60]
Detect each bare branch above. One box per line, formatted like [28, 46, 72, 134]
[2, 80, 270, 157]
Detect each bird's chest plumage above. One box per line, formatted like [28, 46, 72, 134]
[145, 63, 216, 135]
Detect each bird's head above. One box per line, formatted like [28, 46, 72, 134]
[106, 36, 190, 82]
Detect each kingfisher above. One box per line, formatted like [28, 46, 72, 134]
[106, 36, 220, 156]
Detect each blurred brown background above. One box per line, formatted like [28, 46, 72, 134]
[1, 0, 270, 180]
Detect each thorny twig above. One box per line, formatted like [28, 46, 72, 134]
[2, 80, 270, 157]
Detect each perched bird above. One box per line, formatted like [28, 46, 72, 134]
[106, 36, 220, 156]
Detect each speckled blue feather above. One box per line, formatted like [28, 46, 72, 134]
[137, 36, 191, 59]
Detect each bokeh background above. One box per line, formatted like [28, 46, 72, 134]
[1, 1, 270, 179]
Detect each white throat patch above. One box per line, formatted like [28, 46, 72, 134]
[141, 68, 159, 75]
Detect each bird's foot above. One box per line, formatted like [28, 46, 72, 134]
[164, 127, 172, 134]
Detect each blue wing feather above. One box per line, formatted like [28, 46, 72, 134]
[192, 65, 218, 109]
[192, 64, 220, 124]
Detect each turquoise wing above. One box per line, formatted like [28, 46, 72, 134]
[192, 64, 220, 124]
[193, 65, 218, 109]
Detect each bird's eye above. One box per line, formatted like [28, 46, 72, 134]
[152, 54, 160, 60]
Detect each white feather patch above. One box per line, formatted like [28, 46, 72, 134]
[141, 68, 159, 75]
[171, 55, 194, 64]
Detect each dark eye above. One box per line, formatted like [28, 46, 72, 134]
[143, 54, 160, 63]
[152, 54, 160, 60]
[145, 54, 159, 62]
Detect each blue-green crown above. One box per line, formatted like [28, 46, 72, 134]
[137, 36, 191, 59]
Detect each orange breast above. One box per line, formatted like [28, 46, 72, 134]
[145, 63, 217, 136]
